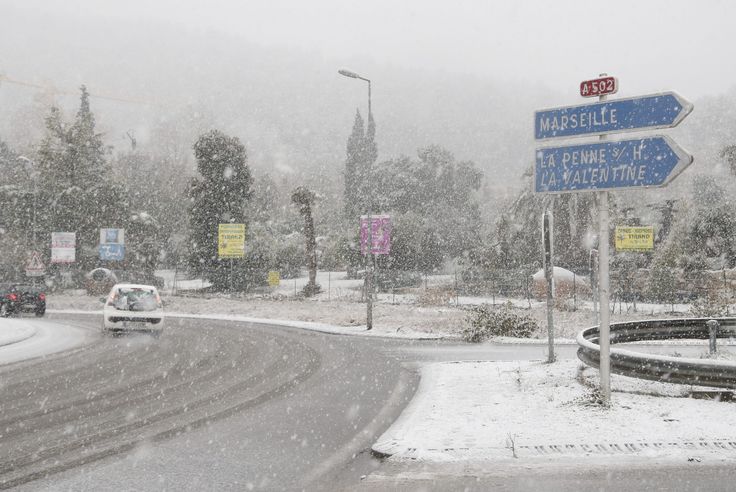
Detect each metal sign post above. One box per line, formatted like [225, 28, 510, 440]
[360, 215, 392, 331]
[590, 248, 599, 326]
[597, 84, 611, 403]
[543, 210, 555, 363]
[533, 75, 693, 405]
[218, 224, 246, 293]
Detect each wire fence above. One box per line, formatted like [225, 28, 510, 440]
[103, 265, 736, 315]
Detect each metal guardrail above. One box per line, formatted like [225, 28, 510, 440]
[577, 318, 736, 389]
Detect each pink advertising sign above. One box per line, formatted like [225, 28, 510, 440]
[360, 215, 391, 255]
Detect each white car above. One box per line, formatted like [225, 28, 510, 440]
[102, 283, 164, 337]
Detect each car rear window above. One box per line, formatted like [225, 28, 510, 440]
[114, 288, 159, 312]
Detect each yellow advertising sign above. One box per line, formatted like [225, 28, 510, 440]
[218, 224, 245, 258]
[267, 270, 280, 287]
[615, 226, 654, 252]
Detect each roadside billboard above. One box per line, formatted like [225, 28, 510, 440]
[218, 224, 246, 259]
[51, 232, 76, 263]
[267, 270, 280, 287]
[99, 228, 125, 261]
[615, 226, 654, 252]
[360, 215, 391, 255]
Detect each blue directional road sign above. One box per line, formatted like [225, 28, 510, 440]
[99, 243, 125, 261]
[535, 92, 693, 140]
[535, 135, 693, 193]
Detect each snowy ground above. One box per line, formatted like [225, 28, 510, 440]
[373, 359, 736, 465]
[0, 319, 36, 347]
[0, 317, 91, 364]
[49, 270, 703, 341]
[7, 270, 736, 468]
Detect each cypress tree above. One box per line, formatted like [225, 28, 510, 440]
[359, 111, 378, 212]
[343, 110, 364, 220]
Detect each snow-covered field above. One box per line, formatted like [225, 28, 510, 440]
[47, 293, 466, 339]
[373, 359, 736, 464]
[48, 270, 703, 340]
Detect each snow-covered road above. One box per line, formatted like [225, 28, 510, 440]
[0, 315, 413, 490]
[0, 317, 91, 365]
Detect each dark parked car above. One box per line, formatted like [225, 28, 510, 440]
[0, 283, 46, 317]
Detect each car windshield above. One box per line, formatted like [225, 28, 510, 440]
[114, 288, 158, 312]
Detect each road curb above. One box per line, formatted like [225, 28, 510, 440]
[46, 309, 458, 341]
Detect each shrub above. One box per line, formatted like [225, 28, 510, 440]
[690, 289, 730, 318]
[463, 302, 538, 342]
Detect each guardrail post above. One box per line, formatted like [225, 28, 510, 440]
[707, 319, 719, 354]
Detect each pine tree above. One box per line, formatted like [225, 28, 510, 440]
[36, 86, 120, 270]
[0, 142, 32, 277]
[188, 130, 253, 291]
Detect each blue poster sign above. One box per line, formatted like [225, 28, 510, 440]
[99, 243, 125, 261]
[535, 92, 693, 140]
[535, 136, 693, 193]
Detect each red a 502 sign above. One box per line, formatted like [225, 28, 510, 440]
[580, 76, 618, 98]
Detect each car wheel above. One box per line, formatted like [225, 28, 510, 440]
[35, 309, 45, 317]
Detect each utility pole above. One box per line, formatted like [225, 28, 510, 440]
[339, 68, 375, 330]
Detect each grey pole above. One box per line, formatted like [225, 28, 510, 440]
[707, 319, 719, 354]
[590, 249, 599, 325]
[597, 77, 612, 404]
[339, 68, 374, 330]
[543, 210, 555, 363]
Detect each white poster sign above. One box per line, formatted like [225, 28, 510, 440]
[51, 232, 76, 263]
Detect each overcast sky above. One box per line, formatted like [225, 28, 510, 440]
[8, 0, 735, 101]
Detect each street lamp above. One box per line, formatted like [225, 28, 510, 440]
[338, 69, 371, 116]
[18, 156, 38, 247]
[339, 68, 374, 330]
